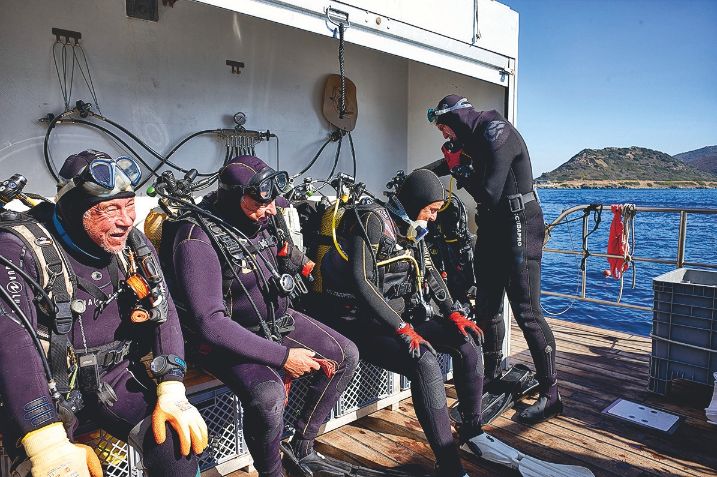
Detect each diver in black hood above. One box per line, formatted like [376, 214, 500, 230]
[422, 95, 562, 424]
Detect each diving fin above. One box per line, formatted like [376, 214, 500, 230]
[450, 363, 539, 425]
[280, 442, 429, 477]
[461, 433, 595, 477]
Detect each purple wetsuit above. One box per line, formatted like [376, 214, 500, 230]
[168, 196, 358, 477]
[0, 206, 197, 476]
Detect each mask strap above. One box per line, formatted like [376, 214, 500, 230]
[433, 97, 473, 117]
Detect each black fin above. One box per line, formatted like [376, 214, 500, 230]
[450, 364, 539, 425]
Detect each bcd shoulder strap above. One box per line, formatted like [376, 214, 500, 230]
[0, 205, 77, 393]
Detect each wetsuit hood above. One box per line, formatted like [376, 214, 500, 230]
[55, 150, 135, 259]
[202, 191, 268, 236]
[396, 169, 445, 220]
[433, 94, 484, 144]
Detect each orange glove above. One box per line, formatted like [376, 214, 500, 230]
[448, 311, 484, 342]
[153, 381, 209, 456]
[76, 444, 104, 477]
[396, 323, 436, 358]
[22, 422, 103, 477]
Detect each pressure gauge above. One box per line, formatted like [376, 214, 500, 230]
[233, 112, 247, 126]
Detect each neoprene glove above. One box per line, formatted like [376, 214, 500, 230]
[153, 381, 209, 457]
[396, 323, 436, 359]
[441, 141, 463, 170]
[22, 422, 103, 477]
[448, 311, 484, 343]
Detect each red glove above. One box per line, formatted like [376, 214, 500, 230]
[283, 357, 337, 405]
[396, 323, 436, 359]
[301, 260, 315, 279]
[442, 141, 464, 170]
[448, 311, 484, 342]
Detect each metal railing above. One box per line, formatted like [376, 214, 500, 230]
[542, 204, 717, 312]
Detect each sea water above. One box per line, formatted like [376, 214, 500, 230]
[538, 188, 717, 336]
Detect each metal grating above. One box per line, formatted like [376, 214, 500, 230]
[336, 360, 393, 417]
[190, 386, 245, 470]
[400, 352, 453, 390]
[284, 374, 334, 432]
[76, 429, 141, 477]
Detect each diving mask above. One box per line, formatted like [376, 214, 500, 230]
[56, 155, 142, 201]
[221, 167, 291, 204]
[427, 97, 473, 123]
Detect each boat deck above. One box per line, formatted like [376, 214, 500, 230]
[222, 318, 717, 477]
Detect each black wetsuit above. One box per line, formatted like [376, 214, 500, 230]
[318, 203, 484, 477]
[424, 107, 558, 398]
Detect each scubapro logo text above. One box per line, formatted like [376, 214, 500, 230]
[514, 214, 522, 247]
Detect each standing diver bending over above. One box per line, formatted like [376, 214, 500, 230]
[0, 150, 208, 477]
[422, 95, 562, 424]
[162, 155, 360, 477]
[317, 169, 485, 477]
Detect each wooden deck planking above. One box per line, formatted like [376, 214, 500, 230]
[221, 318, 717, 477]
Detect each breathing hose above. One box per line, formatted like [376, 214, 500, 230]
[0, 283, 59, 400]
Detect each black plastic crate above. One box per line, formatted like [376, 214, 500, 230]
[335, 360, 393, 417]
[650, 268, 717, 394]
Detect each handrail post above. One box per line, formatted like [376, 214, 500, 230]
[677, 211, 687, 268]
[581, 212, 588, 298]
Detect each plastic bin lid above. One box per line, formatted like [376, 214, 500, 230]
[653, 268, 717, 287]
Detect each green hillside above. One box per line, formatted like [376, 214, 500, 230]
[537, 146, 717, 183]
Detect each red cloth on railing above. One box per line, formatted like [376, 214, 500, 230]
[604, 205, 629, 279]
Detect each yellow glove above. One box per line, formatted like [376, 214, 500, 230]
[152, 381, 209, 457]
[22, 422, 103, 477]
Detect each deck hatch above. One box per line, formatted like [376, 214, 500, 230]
[602, 398, 681, 434]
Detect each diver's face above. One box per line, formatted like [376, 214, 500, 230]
[436, 124, 457, 141]
[416, 200, 444, 223]
[240, 195, 277, 222]
[83, 197, 136, 252]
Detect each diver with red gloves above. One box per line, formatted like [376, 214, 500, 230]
[422, 95, 562, 425]
[317, 169, 486, 477]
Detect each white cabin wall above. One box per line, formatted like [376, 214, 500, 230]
[0, 0, 407, 196]
[338, 0, 518, 58]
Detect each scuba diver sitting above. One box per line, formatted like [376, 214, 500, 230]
[422, 95, 562, 424]
[0, 150, 208, 477]
[316, 169, 485, 477]
[162, 155, 360, 477]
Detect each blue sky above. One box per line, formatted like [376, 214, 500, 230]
[499, 0, 717, 175]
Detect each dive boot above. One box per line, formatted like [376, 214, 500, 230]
[518, 392, 563, 424]
[282, 445, 345, 476]
[449, 363, 539, 425]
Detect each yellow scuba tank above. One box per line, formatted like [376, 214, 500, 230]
[143, 206, 167, 251]
[311, 200, 346, 294]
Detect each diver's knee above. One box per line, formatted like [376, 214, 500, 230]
[414, 352, 447, 410]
